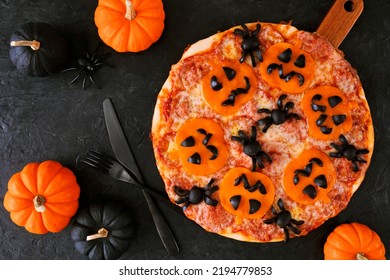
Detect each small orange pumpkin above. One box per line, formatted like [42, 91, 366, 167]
[324, 223, 386, 260]
[94, 0, 165, 52]
[3, 160, 80, 234]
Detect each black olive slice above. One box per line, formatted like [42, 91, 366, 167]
[284, 71, 296, 82]
[312, 94, 322, 102]
[316, 114, 327, 126]
[234, 176, 241, 186]
[206, 145, 218, 160]
[267, 63, 280, 74]
[230, 195, 241, 210]
[210, 76, 222, 91]
[294, 169, 309, 177]
[249, 199, 261, 214]
[247, 180, 261, 193]
[278, 48, 292, 63]
[296, 73, 305, 86]
[294, 54, 306, 68]
[320, 126, 333, 134]
[202, 133, 213, 146]
[309, 157, 323, 167]
[240, 174, 250, 189]
[303, 185, 317, 199]
[328, 96, 343, 108]
[204, 196, 218, 206]
[197, 128, 207, 135]
[293, 174, 300, 185]
[304, 163, 313, 176]
[180, 136, 195, 147]
[188, 152, 201, 165]
[223, 67, 236, 81]
[311, 104, 326, 112]
[314, 175, 328, 189]
[332, 114, 346, 126]
[258, 182, 267, 195]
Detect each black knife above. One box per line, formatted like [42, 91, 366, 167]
[103, 98, 179, 255]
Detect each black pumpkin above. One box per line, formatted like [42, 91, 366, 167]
[71, 200, 135, 260]
[9, 22, 68, 77]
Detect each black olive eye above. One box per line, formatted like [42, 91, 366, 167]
[210, 76, 223, 91]
[223, 67, 236, 81]
[303, 185, 317, 199]
[328, 96, 343, 108]
[294, 54, 306, 68]
[278, 48, 292, 63]
[181, 136, 195, 147]
[249, 199, 261, 214]
[188, 153, 201, 165]
[332, 114, 346, 126]
[230, 195, 241, 210]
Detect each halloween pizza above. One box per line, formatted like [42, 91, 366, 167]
[151, 22, 373, 242]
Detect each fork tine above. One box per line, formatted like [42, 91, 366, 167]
[81, 150, 112, 173]
[86, 149, 114, 167]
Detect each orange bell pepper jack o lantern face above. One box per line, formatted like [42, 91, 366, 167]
[175, 118, 228, 176]
[301, 85, 353, 141]
[219, 167, 275, 219]
[202, 59, 257, 115]
[283, 148, 336, 205]
[260, 42, 315, 94]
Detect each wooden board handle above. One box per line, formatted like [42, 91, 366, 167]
[317, 0, 364, 48]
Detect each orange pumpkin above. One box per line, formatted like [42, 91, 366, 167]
[94, 0, 165, 52]
[324, 223, 386, 260]
[3, 160, 80, 234]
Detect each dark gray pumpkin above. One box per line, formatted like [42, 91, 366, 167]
[9, 22, 68, 77]
[71, 200, 135, 260]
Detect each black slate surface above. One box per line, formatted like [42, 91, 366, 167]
[0, 0, 389, 260]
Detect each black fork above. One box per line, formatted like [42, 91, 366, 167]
[81, 149, 184, 216]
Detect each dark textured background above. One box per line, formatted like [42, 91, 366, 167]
[0, 0, 389, 260]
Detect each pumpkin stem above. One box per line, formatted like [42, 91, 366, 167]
[10, 40, 41, 51]
[125, 0, 136, 20]
[86, 228, 109, 241]
[356, 252, 369, 260]
[33, 195, 46, 212]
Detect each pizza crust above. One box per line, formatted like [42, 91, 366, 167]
[151, 22, 374, 242]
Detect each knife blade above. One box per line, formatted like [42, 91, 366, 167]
[103, 98, 179, 255]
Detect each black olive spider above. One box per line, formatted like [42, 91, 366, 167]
[329, 134, 369, 172]
[263, 198, 304, 242]
[174, 179, 219, 211]
[257, 94, 300, 133]
[231, 126, 272, 171]
[233, 23, 262, 67]
[62, 47, 113, 90]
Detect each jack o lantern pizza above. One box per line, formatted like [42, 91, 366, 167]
[151, 22, 374, 242]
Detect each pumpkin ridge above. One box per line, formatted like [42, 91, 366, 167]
[10, 206, 35, 227]
[41, 206, 71, 232]
[132, 19, 158, 42]
[3, 193, 32, 212]
[7, 173, 34, 199]
[37, 161, 63, 194]
[20, 162, 39, 195]
[45, 201, 79, 217]
[102, 19, 130, 52]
